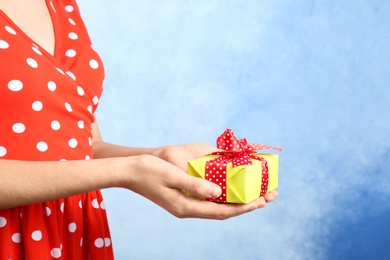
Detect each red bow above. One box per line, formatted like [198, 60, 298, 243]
[205, 129, 282, 203]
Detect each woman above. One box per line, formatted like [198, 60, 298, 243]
[0, 0, 278, 258]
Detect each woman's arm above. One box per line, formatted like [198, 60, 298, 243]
[91, 120, 158, 158]
[91, 120, 219, 170]
[0, 154, 274, 219]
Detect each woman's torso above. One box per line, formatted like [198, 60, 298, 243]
[0, 0, 114, 258]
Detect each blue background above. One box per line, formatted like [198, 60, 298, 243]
[78, 0, 390, 259]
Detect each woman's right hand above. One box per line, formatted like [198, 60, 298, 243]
[115, 155, 278, 220]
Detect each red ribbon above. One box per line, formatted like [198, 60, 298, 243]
[205, 129, 282, 203]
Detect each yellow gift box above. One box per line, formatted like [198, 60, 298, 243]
[187, 152, 279, 204]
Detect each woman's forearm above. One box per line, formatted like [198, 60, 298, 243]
[0, 157, 125, 210]
[92, 140, 159, 159]
[90, 121, 161, 159]
[0, 140, 182, 210]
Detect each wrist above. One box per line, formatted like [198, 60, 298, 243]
[109, 155, 153, 190]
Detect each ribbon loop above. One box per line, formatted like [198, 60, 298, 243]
[212, 129, 282, 167]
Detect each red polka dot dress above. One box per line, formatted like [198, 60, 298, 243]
[0, 0, 114, 259]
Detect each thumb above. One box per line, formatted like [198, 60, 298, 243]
[179, 175, 222, 199]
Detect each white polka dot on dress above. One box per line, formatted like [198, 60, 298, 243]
[51, 248, 62, 258]
[68, 32, 78, 40]
[56, 67, 65, 75]
[77, 86, 85, 96]
[66, 71, 76, 80]
[65, 102, 73, 112]
[26, 58, 38, 68]
[94, 238, 104, 248]
[77, 120, 84, 129]
[104, 238, 111, 247]
[68, 138, 78, 148]
[91, 199, 99, 209]
[0, 216, 7, 227]
[0, 146, 7, 157]
[68, 222, 77, 233]
[89, 59, 99, 69]
[48, 81, 57, 91]
[36, 141, 48, 152]
[12, 233, 22, 243]
[8, 79, 23, 91]
[65, 5, 74, 12]
[32, 101, 43, 111]
[12, 123, 25, 134]
[65, 49, 76, 57]
[49, 1, 56, 12]
[5, 25, 16, 35]
[51, 120, 61, 131]
[44, 207, 52, 216]
[68, 18, 76, 25]
[31, 230, 42, 241]
[92, 96, 99, 105]
[32, 46, 42, 55]
[0, 39, 9, 49]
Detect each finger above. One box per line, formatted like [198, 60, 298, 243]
[186, 143, 220, 158]
[263, 190, 279, 203]
[170, 173, 222, 199]
[248, 196, 267, 209]
[171, 193, 263, 220]
[270, 190, 279, 198]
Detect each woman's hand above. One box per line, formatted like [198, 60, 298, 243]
[116, 152, 278, 220]
[153, 142, 218, 171]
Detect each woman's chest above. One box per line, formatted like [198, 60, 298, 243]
[0, 0, 55, 55]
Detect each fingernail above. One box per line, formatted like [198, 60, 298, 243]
[209, 186, 221, 198]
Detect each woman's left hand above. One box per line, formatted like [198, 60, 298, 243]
[153, 142, 217, 171]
